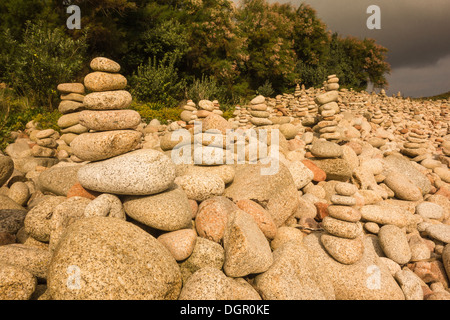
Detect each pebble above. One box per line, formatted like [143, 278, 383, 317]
[157, 229, 197, 261]
[310, 140, 343, 158]
[79, 110, 141, 131]
[322, 216, 362, 239]
[83, 90, 133, 110]
[327, 206, 361, 223]
[175, 173, 225, 202]
[415, 202, 444, 220]
[236, 199, 277, 240]
[0, 263, 37, 300]
[378, 225, 412, 265]
[83, 72, 127, 92]
[321, 234, 364, 265]
[425, 224, 450, 243]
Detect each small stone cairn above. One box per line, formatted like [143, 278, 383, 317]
[56, 83, 88, 159]
[321, 182, 364, 265]
[249, 95, 272, 127]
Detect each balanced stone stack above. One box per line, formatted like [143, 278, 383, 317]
[321, 182, 364, 265]
[56, 83, 88, 151]
[371, 108, 384, 125]
[180, 100, 198, 125]
[401, 129, 430, 161]
[294, 84, 302, 99]
[196, 100, 215, 121]
[212, 100, 223, 116]
[296, 92, 309, 119]
[314, 75, 341, 142]
[31, 129, 59, 159]
[70, 57, 142, 162]
[249, 95, 272, 127]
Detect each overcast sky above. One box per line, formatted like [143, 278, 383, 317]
[238, 0, 450, 97]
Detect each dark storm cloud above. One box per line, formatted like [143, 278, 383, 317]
[254, 0, 450, 97]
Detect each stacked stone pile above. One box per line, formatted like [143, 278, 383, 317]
[321, 182, 364, 265]
[56, 83, 88, 156]
[313, 75, 341, 142]
[70, 57, 142, 162]
[249, 95, 272, 127]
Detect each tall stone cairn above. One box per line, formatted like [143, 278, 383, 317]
[314, 75, 341, 142]
[70, 57, 142, 162]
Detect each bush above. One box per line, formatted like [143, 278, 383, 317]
[256, 80, 275, 97]
[0, 21, 87, 109]
[130, 55, 186, 107]
[0, 87, 61, 150]
[131, 102, 182, 124]
[185, 75, 226, 104]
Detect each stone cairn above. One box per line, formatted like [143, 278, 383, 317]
[31, 129, 59, 160]
[70, 57, 142, 162]
[249, 95, 272, 127]
[314, 75, 341, 142]
[401, 128, 430, 161]
[320, 182, 364, 265]
[180, 100, 198, 126]
[56, 83, 88, 161]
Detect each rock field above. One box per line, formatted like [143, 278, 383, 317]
[1, 58, 450, 300]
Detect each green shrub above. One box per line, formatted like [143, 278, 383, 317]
[185, 75, 226, 104]
[131, 102, 182, 124]
[1, 21, 87, 109]
[130, 55, 186, 107]
[256, 80, 275, 97]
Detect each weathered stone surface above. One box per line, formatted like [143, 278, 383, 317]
[195, 196, 237, 243]
[37, 165, 81, 196]
[222, 210, 273, 277]
[83, 72, 127, 92]
[79, 110, 140, 131]
[71, 130, 142, 162]
[82, 90, 132, 110]
[175, 174, 225, 202]
[0, 244, 52, 280]
[254, 240, 335, 300]
[84, 194, 125, 219]
[78, 149, 176, 196]
[0, 156, 14, 187]
[123, 186, 192, 232]
[321, 234, 365, 265]
[378, 225, 411, 265]
[47, 217, 182, 300]
[0, 263, 37, 300]
[360, 204, 409, 228]
[24, 196, 66, 242]
[179, 267, 261, 300]
[179, 237, 225, 284]
[311, 158, 353, 182]
[224, 162, 299, 227]
[157, 229, 197, 261]
[310, 140, 343, 158]
[90, 57, 121, 73]
[57, 83, 85, 95]
[302, 233, 404, 300]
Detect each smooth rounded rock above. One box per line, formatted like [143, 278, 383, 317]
[123, 186, 192, 232]
[78, 149, 176, 196]
[47, 217, 182, 300]
[90, 57, 121, 73]
[157, 229, 197, 261]
[71, 130, 142, 162]
[0, 156, 14, 187]
[83, 90, 132, 110]
[310, 140, 343, 158]
[321, 234, 364, 265]
[322, 216, 362, 239]
[378, 225, 412, 265]
[83, 72, 127, 92]
[78, 109, 141, 131]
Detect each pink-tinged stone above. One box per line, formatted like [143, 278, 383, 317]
[236, 199, 277, 239]
[157, 229, 197, 261]
[195, 197, 237, 243]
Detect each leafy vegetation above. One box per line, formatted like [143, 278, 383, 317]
[0, 0, 392, 147]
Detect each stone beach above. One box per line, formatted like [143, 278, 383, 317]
[1, 57, 450, 300]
